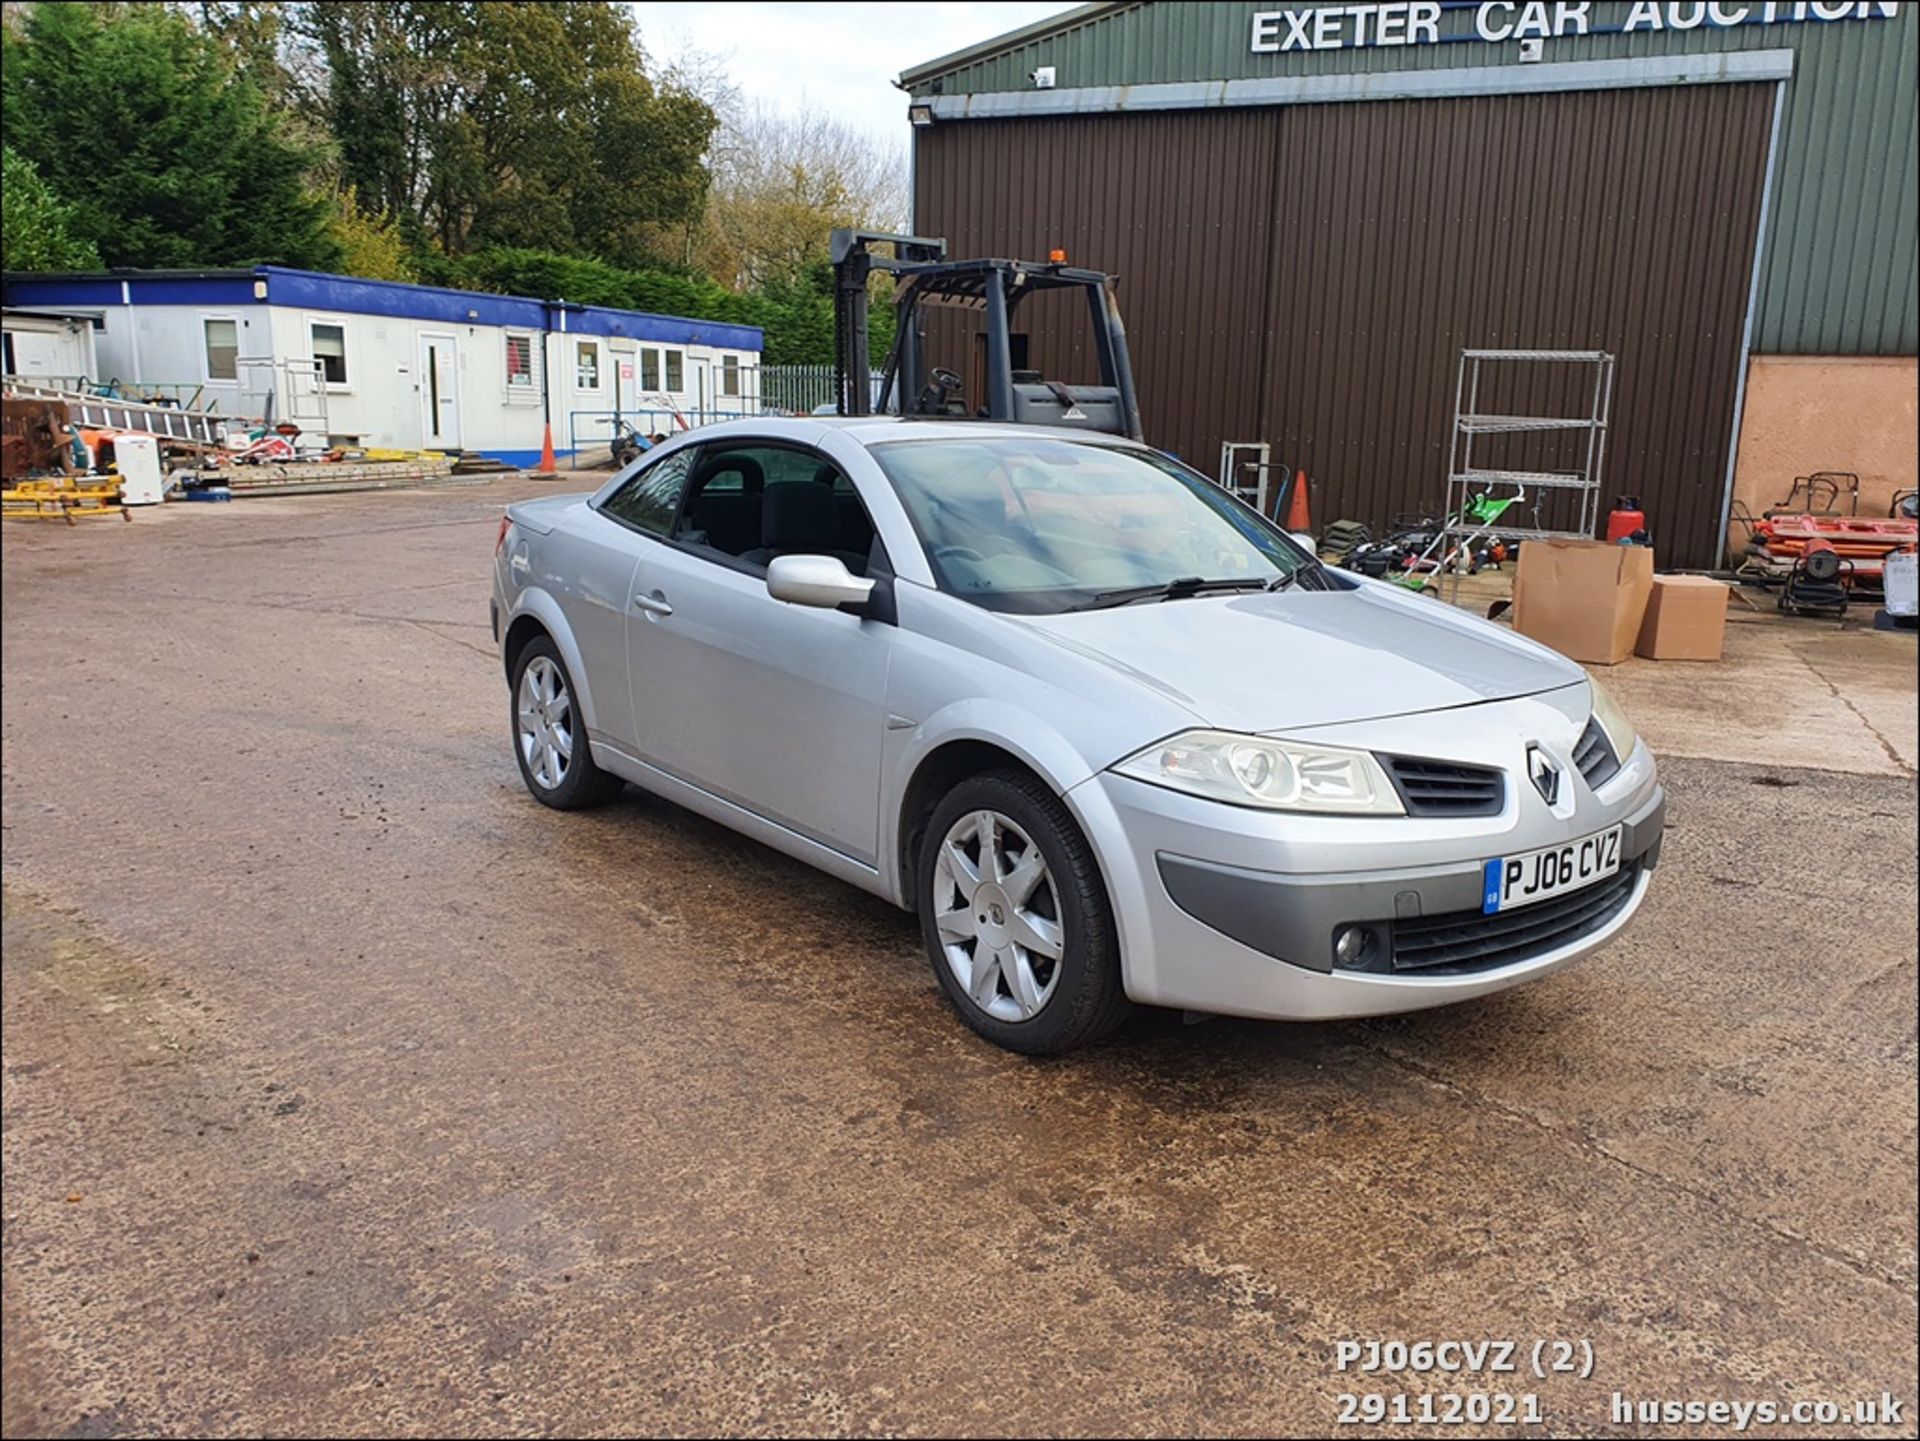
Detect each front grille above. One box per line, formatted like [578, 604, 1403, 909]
[1382, 755, 1505, 817]
[1391, 863, 1641, 974]
[1574, 716, 1621, 791]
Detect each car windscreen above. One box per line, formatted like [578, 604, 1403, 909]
[869, 436, 1315, 614]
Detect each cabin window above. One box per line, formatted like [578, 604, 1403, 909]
[204, 318, 239, 381]
[310, 322, 348, 385]
[575, 340, 601, 390]
[505, 333, 533, 387]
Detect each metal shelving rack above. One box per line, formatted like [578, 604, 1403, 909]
[1436, 348, 1614, 598]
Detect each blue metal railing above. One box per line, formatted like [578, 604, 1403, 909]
[564, 406, 759, 468]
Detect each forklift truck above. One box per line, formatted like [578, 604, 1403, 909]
[830, 228, 1144, 441]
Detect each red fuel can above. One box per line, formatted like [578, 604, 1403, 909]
[1606, 496, 1647, 544]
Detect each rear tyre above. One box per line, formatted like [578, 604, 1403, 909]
[917, 770, 1130, 1055]
[510, 637, 624, 810]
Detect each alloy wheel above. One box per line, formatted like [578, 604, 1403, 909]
[516, 655, 574, 790]
[932, 809, 1065, 1023]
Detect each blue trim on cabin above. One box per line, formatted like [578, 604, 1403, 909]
[6, 277, 127, 307]
[3, 266, 762, 353]
[131, 277, 261, 306]
[486, 448, 568, 469]
[261, 267, 764, 351]
[258, 268, 545, 331]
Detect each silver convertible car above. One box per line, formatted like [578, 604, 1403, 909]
[491, 419, 1663, 1053]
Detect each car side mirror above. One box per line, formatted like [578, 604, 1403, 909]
[766, 554, 876, 611]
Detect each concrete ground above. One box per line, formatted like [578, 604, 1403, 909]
[3, 480, 1915, 1438]
[1434, 565, 1919, 777]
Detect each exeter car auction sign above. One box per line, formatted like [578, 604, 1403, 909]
[1251, 1, 1900, 52]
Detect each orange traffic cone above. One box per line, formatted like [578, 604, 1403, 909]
[536, 423, 557, 475]
[1286, 470, 1312, 533]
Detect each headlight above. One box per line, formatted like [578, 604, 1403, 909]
[1589, 678, 1638, 762]
[1112, 729, 1405, 815]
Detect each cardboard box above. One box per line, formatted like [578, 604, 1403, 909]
[1635, 574, 1729, 660]
[1512, 539, 1654, 665]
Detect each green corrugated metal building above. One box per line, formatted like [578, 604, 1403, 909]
[902, 1, 1918, 561]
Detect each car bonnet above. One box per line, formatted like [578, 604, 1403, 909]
[1014, 581, 1585, 734]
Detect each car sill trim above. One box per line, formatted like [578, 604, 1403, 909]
[589, 739, 889, 898]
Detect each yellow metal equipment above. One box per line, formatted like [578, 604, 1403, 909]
[354, 447, 449, 463]
[1, 476, 130, 524]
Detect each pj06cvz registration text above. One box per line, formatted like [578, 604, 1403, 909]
[1482, 825, 1622, 915]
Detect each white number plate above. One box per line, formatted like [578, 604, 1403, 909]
[1482, 826, 1622, 914]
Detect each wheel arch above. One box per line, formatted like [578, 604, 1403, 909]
[500, 587, 601, 736]
[890, 711, 1115, 911]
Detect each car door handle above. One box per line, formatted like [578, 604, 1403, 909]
[631, 591, 673, 617]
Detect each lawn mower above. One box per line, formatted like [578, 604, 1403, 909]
[1389, 488, 1526, 591]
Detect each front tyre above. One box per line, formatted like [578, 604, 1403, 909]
[510, 637, 624, 810]
[917, 770, 1129, 1055]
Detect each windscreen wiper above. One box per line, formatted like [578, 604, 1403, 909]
[1265, 553, 1333, 592]
[1073, 576, 1269, 611]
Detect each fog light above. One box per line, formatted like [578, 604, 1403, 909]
[1335, 925, 1370, 967]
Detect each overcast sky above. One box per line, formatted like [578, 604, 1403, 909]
[631, 2, 1075, 148]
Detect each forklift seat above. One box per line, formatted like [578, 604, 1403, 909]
[1010, 382, 1125, 432]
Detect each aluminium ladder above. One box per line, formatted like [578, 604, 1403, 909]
[1, 381, 232, 448]
[1433, 348, 1614, 600]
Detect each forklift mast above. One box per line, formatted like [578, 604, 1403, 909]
[830, 228, 1143, 441]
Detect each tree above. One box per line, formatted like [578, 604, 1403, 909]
[297, 1, 715, 269]
[641, 26, 743, 266]
[190, 1, 310, 112]
[294, 2, 472, 228]
[1, 2, 339, 269]
[327, 185, 418, 283]
[1, 144, 101, 271]
[694, 100, 909, 291]
[443, 244, 889, 369]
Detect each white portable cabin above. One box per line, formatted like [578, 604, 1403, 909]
[1, 306, 100, 386]
[1, 267, 764, 467]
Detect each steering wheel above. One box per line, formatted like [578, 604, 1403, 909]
[933, 545, 985, 564]
[930, 367, 962, 393]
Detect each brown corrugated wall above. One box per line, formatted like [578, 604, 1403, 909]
[914, 82, 1776, 568]
[914, 108, 1279, 482]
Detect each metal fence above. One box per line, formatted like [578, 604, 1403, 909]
[562, 367, 891, 467]
[759, 365, 885, 417]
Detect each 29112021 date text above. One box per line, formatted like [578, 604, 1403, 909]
[1336, 1392, 1545, 1426]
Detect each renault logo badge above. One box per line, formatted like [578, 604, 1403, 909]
[1528, 744, 1561, 805]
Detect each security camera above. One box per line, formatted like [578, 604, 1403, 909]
[1030, 65, 1056, 89]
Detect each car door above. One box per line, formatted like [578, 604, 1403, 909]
[580, 445, 702, 748]
[624, 441, 895, 868]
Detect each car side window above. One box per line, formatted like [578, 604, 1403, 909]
[676, 444, 881, 576]
[600, 448, 697, 537]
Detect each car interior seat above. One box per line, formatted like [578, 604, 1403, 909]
[743, 481, 870, 575]
[681, 454, 766, 556]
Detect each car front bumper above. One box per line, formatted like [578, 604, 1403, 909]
[1064, 692, 1664, 1021]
